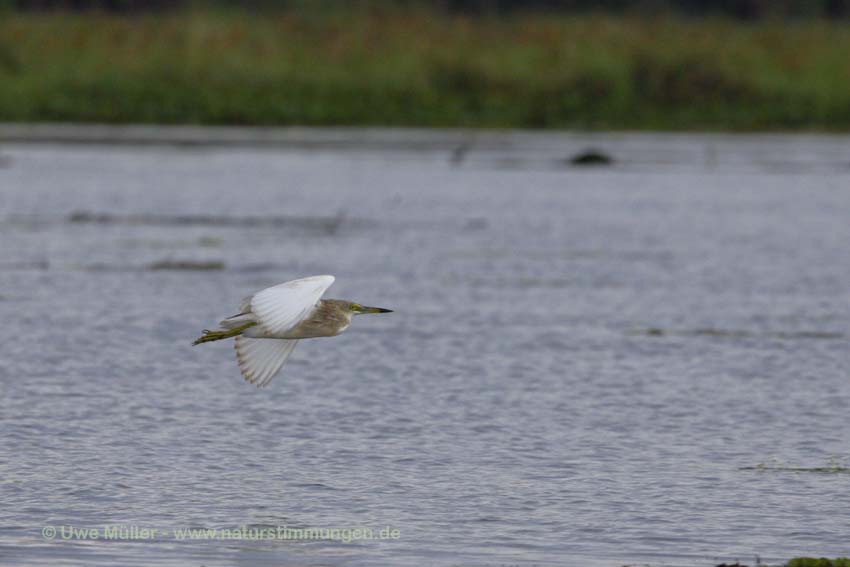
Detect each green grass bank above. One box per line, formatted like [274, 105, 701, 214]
[2, 10, 850, 130]
[787, 560, 850, 567]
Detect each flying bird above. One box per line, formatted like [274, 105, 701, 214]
[193, 275, 392, 387]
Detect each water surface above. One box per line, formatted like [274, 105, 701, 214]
[1, 130, 848, 566]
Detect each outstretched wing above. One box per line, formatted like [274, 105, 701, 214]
[235, 337, 299, 387]
[251, 275, 335, 336]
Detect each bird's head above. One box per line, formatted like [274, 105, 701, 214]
[348, 302, 393, 315]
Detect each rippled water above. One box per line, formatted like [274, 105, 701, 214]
[1, 130, 848, 567]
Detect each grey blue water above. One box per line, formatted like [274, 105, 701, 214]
[0, 129, 848, 566]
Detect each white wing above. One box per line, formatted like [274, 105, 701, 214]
[251, 275, 335, 336]
[235, 337, 299, 387]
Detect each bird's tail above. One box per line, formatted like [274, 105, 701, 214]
[192, 322, 257, 346]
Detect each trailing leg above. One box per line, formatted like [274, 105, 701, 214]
[192, 322, 257, 345]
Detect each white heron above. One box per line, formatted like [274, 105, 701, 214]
[193, 275, 392, 387]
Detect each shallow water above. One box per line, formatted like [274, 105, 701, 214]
[0, 130, 848, 566]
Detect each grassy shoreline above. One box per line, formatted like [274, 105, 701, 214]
[2, 10, 850, 130]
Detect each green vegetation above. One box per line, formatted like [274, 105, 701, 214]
[741, 456, 850, 474]
[787, 559, 850, 567]
[2, 9, 850, 129]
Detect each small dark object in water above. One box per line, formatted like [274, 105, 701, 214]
[569, 149, 614, 166]
[450, 142, 470, 165]
[716, 563, 748, 567]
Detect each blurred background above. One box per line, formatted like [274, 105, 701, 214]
[1, 0, 850, 130]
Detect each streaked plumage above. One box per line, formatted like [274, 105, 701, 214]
[193, 275, 392, 387]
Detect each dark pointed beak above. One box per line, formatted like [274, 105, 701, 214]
[362, 306, 393, 314]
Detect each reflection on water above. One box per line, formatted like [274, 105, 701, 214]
[0, 130, 848, 567]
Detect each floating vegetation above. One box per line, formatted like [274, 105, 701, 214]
[740, 457, 850, 475]
[569, 148, 614, 166]
[81, 261, 290, 273]
[629, 328, 845, 341]
[68, 211, 348, 234]
[147, 260, 225, 271]
[197, 236, 222, 248]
